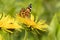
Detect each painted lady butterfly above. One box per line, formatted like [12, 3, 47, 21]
[19, 4, 32, 18]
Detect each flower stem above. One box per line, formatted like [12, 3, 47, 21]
[24, 30, 28, 40]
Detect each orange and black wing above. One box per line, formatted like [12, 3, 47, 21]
[19, 4, 32, 18]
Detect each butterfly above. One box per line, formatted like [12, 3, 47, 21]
[19, 4, 32, 18]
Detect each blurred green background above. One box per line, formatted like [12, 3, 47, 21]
[0, 0, 60, 40]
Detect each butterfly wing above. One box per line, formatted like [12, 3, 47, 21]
[19, 4, 32, 18]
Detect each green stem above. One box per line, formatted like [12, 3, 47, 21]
[24, 30, 28, 40]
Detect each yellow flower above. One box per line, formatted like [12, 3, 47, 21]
[16, 14, 48, 31]
[0, 14, 22, 33]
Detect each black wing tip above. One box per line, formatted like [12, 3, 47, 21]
[29, 4, 32, 8]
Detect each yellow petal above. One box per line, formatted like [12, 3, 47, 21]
[37, 20, 46, 25]
[37, 20, 48, 31]
[30, 14, 34, 21]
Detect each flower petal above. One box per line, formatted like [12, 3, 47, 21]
[30, 14, 34, 21]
